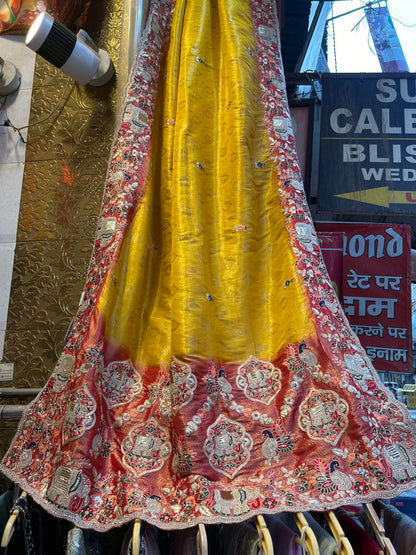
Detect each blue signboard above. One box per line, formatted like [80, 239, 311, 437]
[318, 74, 416, 214]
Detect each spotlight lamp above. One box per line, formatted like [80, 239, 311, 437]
[0, 56, 21, 96]
[25, 12, 114, 86]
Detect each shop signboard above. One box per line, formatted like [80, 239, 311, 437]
[318, 74, 416, 214]
[316, 222, 413, 374]
[317, 232, 344, 299]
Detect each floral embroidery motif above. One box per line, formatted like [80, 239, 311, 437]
[204, 415, 253, 478]
[99, 359, 142, 408]
[122, 418, 171, 476]
[169, 357, 197, 414]
[46, 466, 90, 511]
[206, 362, 233, 398]
[314, 459, 353, 494]
[172, 435, 193, 474]
[236, 356, 281, 405]
[299, 389, 348, 445]
[261, 420, 294, 465]
[62, 386, 96, 445]
[285, 342, 318, 373]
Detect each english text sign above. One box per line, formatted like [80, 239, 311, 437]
[319, 74, 416, 214]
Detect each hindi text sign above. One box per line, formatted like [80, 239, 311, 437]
[316, 222, 412, 374]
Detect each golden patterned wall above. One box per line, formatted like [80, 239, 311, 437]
[0, 0, 128, 461]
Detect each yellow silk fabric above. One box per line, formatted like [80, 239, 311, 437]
[98, 0, 313, 366]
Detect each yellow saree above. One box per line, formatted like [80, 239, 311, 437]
[1, 0, 416, 531]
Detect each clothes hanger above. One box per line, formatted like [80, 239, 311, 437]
[254, 514, 274, 555]
[293, 512, 319, 555]
[197, 523, 208, 555]
[131, 519, 141, 555]
[324, 510, 354, 555]
[364, 503, 397, 555]
[0, 491, 27, 548]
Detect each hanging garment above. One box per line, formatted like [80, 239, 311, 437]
[383, 503, 416, 555]
[0, 489, 13, 555]
[218, 522, 260, 555]
[263, 514, 303, 555]
[4, 495, 36, 555]
[66, 528, 87, 555]
[333, 508, 383, 555]
[1, 0, 416, 532]
[303, 513, 338, 555]
[120, 522, 161, 555]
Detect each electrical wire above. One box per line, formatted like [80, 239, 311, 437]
[387, 0, 416, 29]
[330, 3, 337, 72]
[0, 76, 73, 143]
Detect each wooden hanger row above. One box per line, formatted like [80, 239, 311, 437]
[1, 497, 398, 555]
[0, 491, 27, 548]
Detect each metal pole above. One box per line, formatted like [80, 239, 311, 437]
[0, 388, 40, 399]
[0, 405, 26, 420]
[294, 0, 325, 74]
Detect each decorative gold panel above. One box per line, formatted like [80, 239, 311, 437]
[24, 82, 116, 163]
[3, 329, 68, 388]
[7, 239, 92, 331]
[0, 0, 126, 459]
[18, 159, 103, 241]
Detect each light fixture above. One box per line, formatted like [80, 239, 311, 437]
[25, 12, 114, 86]
[0, 56, 21, 96]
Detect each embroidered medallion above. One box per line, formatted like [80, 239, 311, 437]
[204, 415, 253, 478]
[99, 359, 142, 408]
[122, 418, 172, 476]
[236, 356, 281, 405]
[62, 386, 96, 445]
[299, 389, 348, 445]
[169, 357, 197, 414]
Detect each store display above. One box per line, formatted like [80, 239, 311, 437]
[0, 0, 415, 548]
